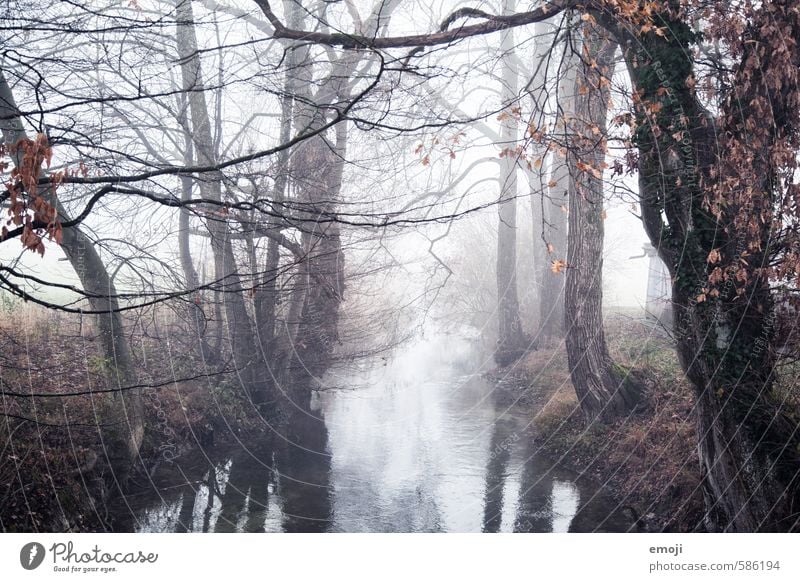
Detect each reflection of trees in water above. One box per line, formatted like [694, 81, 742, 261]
[513, 452, 557, 533]
[175, 486, 196, 533]
[479, 409, 633, 533]
[481, 415, 516, 533]
[120, 366, 631, 533]
[119, 373, 335, 532]
[480, 396, 559, 533]
[168, 450, 277, 533]
[275, 406, 333, 533]
[512, 437, 631, 533]
[168, 411, 333, 533]
[214, 449, 272, 533]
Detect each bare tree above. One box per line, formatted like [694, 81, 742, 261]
[176, 0, 269, 406]
[0, 70, 143, 490]
[494, 0, 527, 365]
[534, 29, 572, 343]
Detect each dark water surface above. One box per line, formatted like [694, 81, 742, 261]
[112, 335, 631, 532]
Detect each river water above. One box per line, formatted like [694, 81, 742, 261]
[111, 333, 630, 532]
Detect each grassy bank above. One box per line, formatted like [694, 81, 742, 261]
[511, 313, 705, 532]
[0, 305, 265, 532]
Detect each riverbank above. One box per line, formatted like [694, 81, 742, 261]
[493, 313, 705, 532]
[0, 307, 267, 532]
[3, 305, 703, 532]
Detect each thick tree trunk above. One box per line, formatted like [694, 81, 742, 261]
[0, 70, 143, 489]
[564, 26, 639, 421]
[280, 0, 405, 388]
[494, 0, 527, 366]
[254, 0, 304, 378]
[676, 282, 794, 531]
[269, 0, 315, 392]
[270, 0, 347, 391]
[290, 133, 346, 390]
[276, 1, 401, 400]
[612, 4, 800, 530]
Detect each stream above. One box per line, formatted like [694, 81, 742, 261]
[111, 333, 631, 532]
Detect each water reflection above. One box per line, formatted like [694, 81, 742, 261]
[481, 414, 516, 533]
[113, 333, 630, 532]
[276, 407, 332, 532]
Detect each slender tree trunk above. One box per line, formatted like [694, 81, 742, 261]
[536, 39, 575, 342]
[527, 177, 545, 329]
[175, 0, 268, 406]
[524, 22, 550, 338]
[254, 82, 292, 366]
[564, 26, 639, 421]
[494, 0, 526, 366]
[539, 160, 569, 340]
[0, 70, 143, 489]
[525, 20, 568, 343]
[176, 100, 213, 360]
[178, 171, 207, 344]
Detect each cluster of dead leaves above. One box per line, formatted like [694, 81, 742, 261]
[1, 134, 63, 256]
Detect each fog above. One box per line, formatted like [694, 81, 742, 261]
[3, 0, 797, 536]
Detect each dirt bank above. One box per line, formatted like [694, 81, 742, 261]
[490, 314, 705, 532]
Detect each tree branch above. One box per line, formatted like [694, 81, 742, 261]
[254, 0, 572, 49]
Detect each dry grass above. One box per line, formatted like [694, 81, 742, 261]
[0, 304, 260, 532]
[517, 313, 705, 532]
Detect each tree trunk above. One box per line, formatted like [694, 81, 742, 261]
[254, 0, 305, 377]
[276, 0, 401, 398]
[0, 70, 143, 489]
[564, 26, 639, 421]
[539, 159, 569, 341]
[280, 0, 404, 387]
[524, 20, 568, 343]
[176, 98, 213, 361]
[536, 38, 574, 342]
[494, 0, 527, 366]
[254, 83, 292, 367]
[611, 3, 800, 530]
[290, 132, 346, 389]
[175, 0, 268, 406]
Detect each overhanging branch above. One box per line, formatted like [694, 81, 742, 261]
[254, 0, 572, 49]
